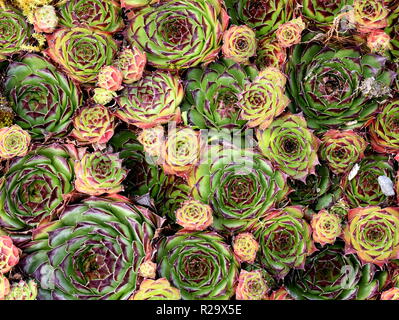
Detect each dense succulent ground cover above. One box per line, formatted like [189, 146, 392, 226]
[0, 0, 399, 301]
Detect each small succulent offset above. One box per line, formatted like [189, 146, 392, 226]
[175, 200, 213, 231]
[0, 236, 20, 274]
[5, 279, 38, 300]
[222, 25, 257, 64]
[311, 210, 342, 246]
[131, 278, 181, 300]
[236, 269, 269, 300]
[0, 125, 31, 160]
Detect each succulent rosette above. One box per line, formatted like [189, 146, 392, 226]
[93, 88, 116, 105]
[157, 231, 239, 300]
[253, 206, 316, 279]
[116, 72, 183, 128]
[343, 206, 399, 267]
[369, 99, 399, 154]
[137, 126, 164, 157]
[5, 280, 38, 300]
[126, 0, 229, 70]
[286, 33, 396, 129]
[387, 12, 399, 60]
[21, 197, 160, 300]
[367, 30, 392, 55]
[33, 5, 58, 33]
[255, 36, 287, 70]
[45, 27, 118, 83]
[71, 105, 115, 145]
[222, 25, 257, 64]
[353, 0, 389, 33]
[285, 243, 388, 300]
[236, 270, 269, 300]
[58, 0, 124, 33]
[341, 155, 395, 208]
[116, 47, 147, 84]
[301, 0, 354, 28]
[0, 125, 31, 160]
[311, 210, 342, 245]
[138, 260, 157, 279]
[182, 58, 258, 130]
[0, 235, 20, 274]
[267, 287, 294, 300]
[175, 200, 213, 231]
[257, 113, 320, 181]
[97, 66, 123, 92]
[131, 278, 181, 300]
[0, 275, 10, 300]
[225, 0, 294, 36]
[233, 233, 259, 263]
[319, 130, 367, 174]
[74, 151, 127, 196]
[0, 144, 76, 231]
[380, 287, 399, 300]
[238, 70, 290, 129]
[188, 142, 288, 233]
[161, 127, 201, 178]
[288, 165, 342, 210]
[0, 8, 32, 60]
[5, 54, 81, 140]
[276, 17, 306, 48]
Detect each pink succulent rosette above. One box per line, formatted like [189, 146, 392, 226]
[236, 270, 269, 300]
[222, 25, 257, 64]
[33, 5, 58, 33]
[232, 233, 259, 263]
[0, 125, 31, 160]
[276, 17, 306, 48]
[344, 206, 399, 267]
[116, 47, 147, 84]
[353, 0, 389, 33]
[0, 275, 10, 300]
[380, 287, 399, 300]
[311, 210, 342, 246]
[175, 200, 213, 231]
[0, 236, 20, 274]
[97, 65, 123, 91]
[367, 29, 392, 54]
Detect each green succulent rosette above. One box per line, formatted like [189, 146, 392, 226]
[58, 0, 124, 33]
[286, 33, 396, 130]
[369, 99, 399, 154]
[0, 144, 76, 231]
[341, 155, 395, 208]
[302, 0, 354, 28]
[288, 165, 342, 211]
[4, 54, 81, 140]
[225, 0, 294, 36]
[253, 206, 316, 279]
[115, 72, 183, 129]
[0, 7, 32, 60]
[45, 27, 118, 83]
[5, 280, 38, 300]
[255, 36, 287, 70]
[344, 206, 399, 267]
[21, 197, 161, 300]
[387, 10, 399, 60]
[182, 58, 258, 130]
[188, 142, 288, 233]
[285, 242, 388, 300]
[126, 0, 228, 70]
[157, 231, 239, 300]
[319, 129, 367, 175]
[257, 113, 320, 181]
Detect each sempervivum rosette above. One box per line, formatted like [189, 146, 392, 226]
[319, 130, 367, 174]
[0, 235, 20, 274]
[0, 125, 31, 160]
[341, 155, 395, 208]
[74, 151, 127, 196]
[126, 0, 229, 70]
[276, 17, 306, 48]
[0, 275, 9, 300]
[344, 206, 399, 267]
[0, 7, 32, 60]
[381, 287, 399, 300]
[157, 231, 239, 300]
[21, 197, 161, 300]
[232, 233, 259, 264]
[71, 105, 115, 146]
[188, 142, 288, 233]
[222, 25, 257, 64]
[175, 200, 213, 231]
[225, 0, 294, 36]
[182, 58, 258, 130]
[131, 279, 181, 300]
[353, 0, 389, 33]
[369, 99, 399, 154]
[285, 243, 388, 300]
[301, 0, 354, 28]
[286, 33, 396, 129]
[33, 5, 58, 34]
[387, 8, 399, 60]
[58, 0, 124, 33]
[257, 113, 320, 181]
[160, 127, 201, 179]
[45, 27, 118, 83]
[255, 36, 287, 70]
[5, 280, 38, 300]
[137, 126, 164, 157]
[238, 68, 290, 129]
[115, 47, 147, 84]
[253, 206, 316, 279]
[267, 287, 294, 300]
[0, 144, 76, 231]
[311, 210, 342, 246]
[115, 72, 183, 128]
[236, 270, 269, 300]
[4, 54, 81, 140]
